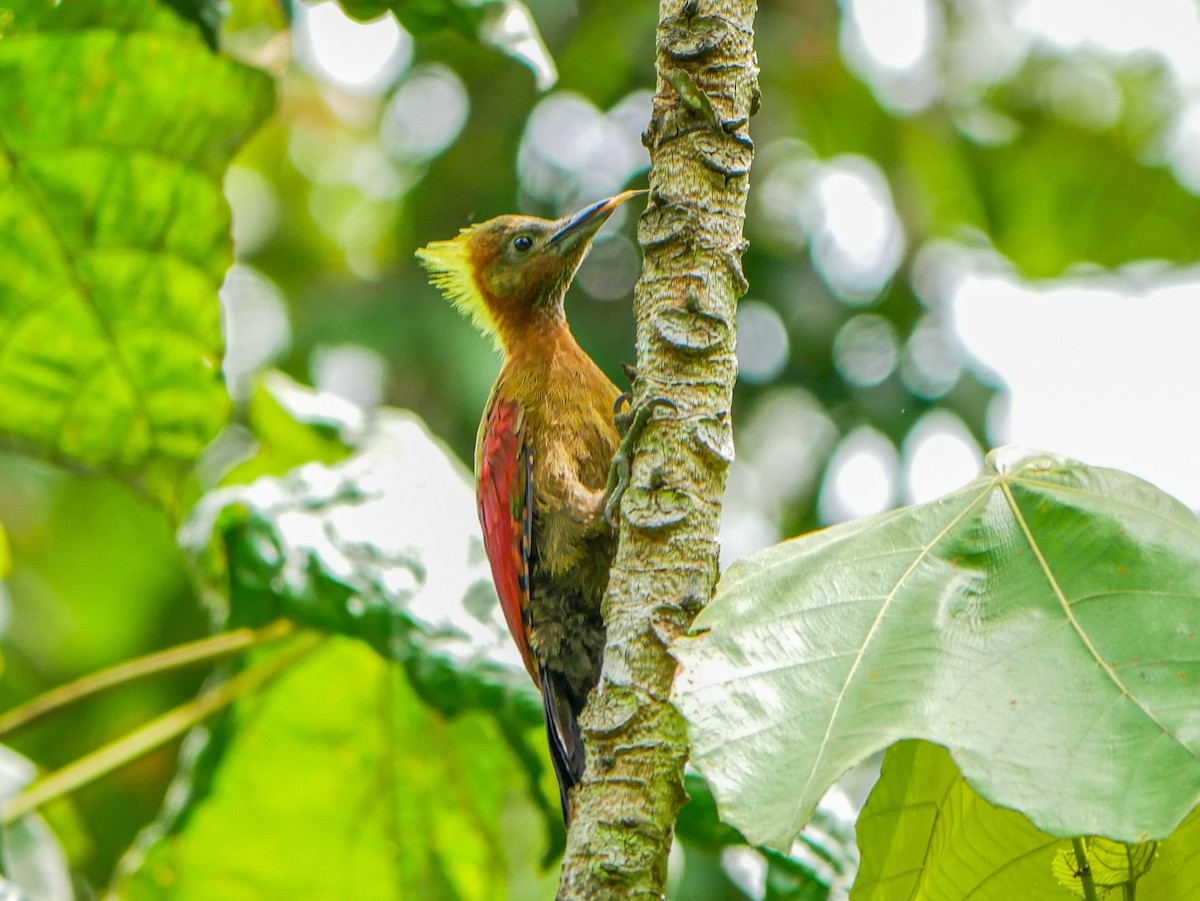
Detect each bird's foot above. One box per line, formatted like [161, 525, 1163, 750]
[603, 396, 676, 528]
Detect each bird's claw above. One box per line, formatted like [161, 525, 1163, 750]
[613, 363, 639, 418]
[604, 397, 676, 528]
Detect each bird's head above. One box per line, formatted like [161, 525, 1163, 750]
[417, 190, 644, 353]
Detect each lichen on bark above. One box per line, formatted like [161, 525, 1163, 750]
[555, 0, 758, 897]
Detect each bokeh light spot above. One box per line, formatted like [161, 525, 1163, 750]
[944, 246, 1200, 507]
[739, 387, 839, 506]
[225, 166, 281, 259]
[1016, 0, 1200, 85]
[902, 409, 982, 504]
[220, 265, 291, 400]
[832, 313, 899, 387]
[846, 0, 932, 71]
[810, 160, 905, 303]
[381, 64, 469, 163]
[819, 427, 898, 524]
[736, 300, 789, 384]
[576, 235, 640, 301]
[295, 2, 411, 93]
[753, 147, 904, 303]
[1169, 101, 1200, 195]
[900, 313, 963, 399]
[311, 344, 388, 411]
[840, 0, 941, 110]
[519, 91, 649, 211]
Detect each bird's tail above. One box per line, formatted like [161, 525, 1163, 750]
[540, 664, 587, 824]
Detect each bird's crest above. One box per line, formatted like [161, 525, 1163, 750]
[416, 230, 500, 349]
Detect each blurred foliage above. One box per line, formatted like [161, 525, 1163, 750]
[1, 0, 1199, 898]
[159, 0, 225, 47]
[116, 638, 559, 901]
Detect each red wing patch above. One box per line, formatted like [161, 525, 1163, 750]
[477, 396, 537, 684]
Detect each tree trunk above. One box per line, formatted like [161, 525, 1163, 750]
[555, 0, 758, 897]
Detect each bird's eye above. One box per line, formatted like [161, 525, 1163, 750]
[512, 235, 534, 252]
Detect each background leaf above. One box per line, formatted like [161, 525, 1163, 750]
[115, 637, 557, 901]
[854, 740, 1200, 901]
[853, 740, 1063, 900]
[0, 0, 273, 507]
[674, 447, 1200, 849]
[335, 0, 556, 89]
[158, 0, 224, 49]
[218, 372, 354, 486]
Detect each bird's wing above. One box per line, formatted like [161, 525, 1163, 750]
[477, 395, 537, 684]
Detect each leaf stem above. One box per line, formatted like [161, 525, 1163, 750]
[0, 619, 294, 737]
[0, 632, 323, 824]
[1073, 838, 1099, 901]
[1123, 843, 1137, 901]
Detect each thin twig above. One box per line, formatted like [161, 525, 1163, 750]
[0, 620, 295, 737]
[1, 632, 324, 824]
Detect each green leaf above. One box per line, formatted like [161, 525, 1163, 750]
[116, 638, 558, 900]
[674, 446, 1200, 849]
[159, 0, 224, 49]
[0, 0, 273, 508]
[852, 741, 1066, 900]
[854, 741, 1200, 901]
[1052, 836, 1157, 898]
[1143, 805, 1200, 898]
[220, 372, 353, 486]
[0, 523, 9, 580]
[964, 118, 1200, 276]
[336, 0, 557, 89]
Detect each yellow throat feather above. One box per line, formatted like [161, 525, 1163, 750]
[416, 230, 501, 350]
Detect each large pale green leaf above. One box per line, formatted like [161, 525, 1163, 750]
[0, 0, 273, 507]
[674, 447, 1200, 848]
[115, 638, 557, 901]
[337, 0, 556, 89]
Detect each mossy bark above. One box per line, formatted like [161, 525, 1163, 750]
[555, 0, 758, 897]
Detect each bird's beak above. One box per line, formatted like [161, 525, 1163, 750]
[547, 189, 646, 251]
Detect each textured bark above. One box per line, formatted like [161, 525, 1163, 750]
[555, 1, 757, 898]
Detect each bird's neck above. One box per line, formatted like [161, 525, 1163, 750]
[497, 301, 571, 364]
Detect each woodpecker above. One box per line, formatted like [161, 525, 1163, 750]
[417, 190, 643, 821]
